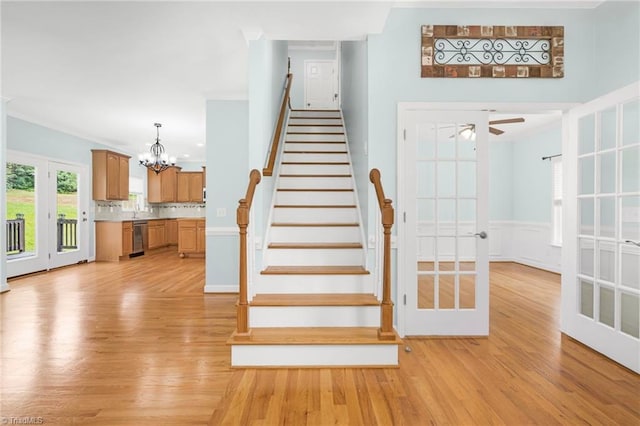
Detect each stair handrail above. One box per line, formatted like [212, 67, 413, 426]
[263, 73, 293, 177]
[369, 168, 396, 341]
[235, 169, 262, 339]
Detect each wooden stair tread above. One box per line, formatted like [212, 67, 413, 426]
[285, 141, 347, 144]
[287, 132, 345, 135]
[288, 124, 344, 127]
[281, 162, 350, 165]
[228, 327, 402, 346]
[251, 293, 379, 307]
[279, 174, 352, 178]
[283, 151, 347, 154]
[271, 222, 359, 227]
[276, 188, 353, 192]
[268, 242, 362, 249]
[261, 266, 369, 275]
[273, 204, 356, 208]
[291, 109, 341, 112]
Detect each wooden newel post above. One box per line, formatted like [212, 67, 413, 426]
[369, 168, 396, 341]
[379, 198, 396, 340]
[236, 198, 251, 339]
[235, 169, 261, 340]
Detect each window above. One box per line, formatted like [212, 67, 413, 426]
[552, 157, 563, 246]
[121, 176, 144, 212]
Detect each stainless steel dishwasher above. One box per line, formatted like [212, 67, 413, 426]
[131, 220, 148, 257]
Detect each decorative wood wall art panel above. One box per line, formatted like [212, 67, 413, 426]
[421, 25, 564, 78]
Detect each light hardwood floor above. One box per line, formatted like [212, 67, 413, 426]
[1, 250, 638, 425]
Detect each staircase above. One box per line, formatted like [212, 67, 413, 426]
[228, 109, 401, 367]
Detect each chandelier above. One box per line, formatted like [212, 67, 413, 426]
[138, 123, 176, 174]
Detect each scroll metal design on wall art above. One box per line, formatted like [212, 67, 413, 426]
[421, 25, 564, 78]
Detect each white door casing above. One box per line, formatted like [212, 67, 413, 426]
[304, 60, 338, 109]
[562, 81, 640, 373]
[400, 109, 490, 336]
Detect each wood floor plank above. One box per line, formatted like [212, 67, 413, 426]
[2, 256, 639, 425]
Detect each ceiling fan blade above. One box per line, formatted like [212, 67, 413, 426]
[489, 126, 504, 135]
[489, 117, 525, 125]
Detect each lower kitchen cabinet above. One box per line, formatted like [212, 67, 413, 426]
[147, 220, 166, 250]
[177, 218, 205, 257]
[96, 221, 131, 262]
[166, 219, 178, 246]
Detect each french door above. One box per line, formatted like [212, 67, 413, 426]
[563, 82, 639, 373]
[401, 109, 490, 335]
[6, 153, 89, 277]
[304, 60, 338, 109]
[48, 161, 89, 269]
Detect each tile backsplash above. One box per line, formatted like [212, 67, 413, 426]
[94, 201, 205, 221]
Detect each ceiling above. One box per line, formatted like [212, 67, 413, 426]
[1, 1, 595, 162]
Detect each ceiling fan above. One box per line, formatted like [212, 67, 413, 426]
[458, 117, 526, 136]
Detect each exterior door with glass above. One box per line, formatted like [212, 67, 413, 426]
[563, 82, 639, 373]
[48, 161, 89, 269]
[401, 109, 490, 335]
[6, 152, 48, 277]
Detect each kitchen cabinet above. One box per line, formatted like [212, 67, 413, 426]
[147, 220, 166, 250]
[166, 219, 178, 245]
[177, 171, 204, 203]
[95, 221, 131, 261]
[147, 166, 181, 203]
[177, 219, 205, 257]
[122, 221, 133, 256]
[92, 150, 130, 201]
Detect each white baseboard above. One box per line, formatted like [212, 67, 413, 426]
[0, 282, 11, 293]
[204, 284, 238, 293]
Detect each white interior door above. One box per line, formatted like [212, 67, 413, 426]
[48, 161, 89, 269]
[304, 60, 338, 109]
[562, 82, 640, 373]
[402, 110, 490, 335]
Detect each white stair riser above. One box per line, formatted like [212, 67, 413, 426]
[266, 248, 364, 266]
[288, 118, 342, 126]
[287, 126, 344, 133]
[286, 134, 345, 142]
[231, 344, 398, 367]
[282, 153, 349, 162]
[278, 177, 353, 189]
[280, 164, 351, 175]
[250, 306, 379, 327]
[285, 143, 346, 152]
[272, 207, 358, 222]
[275, 191, 355, 205]
[269, 226, 360, 242]
[256, 274, 373, 293]
[290, 111, 342, 118]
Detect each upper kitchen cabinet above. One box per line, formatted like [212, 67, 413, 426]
[91, 150, 130, 201]
[147, 166, 181, 203]
[176, 169, 204, 203]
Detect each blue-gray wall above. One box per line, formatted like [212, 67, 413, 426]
[340, 40, 369, 236]
[512, 124, 562, 223]
[592, 1, 640, 98]
[205, 100, 248, 290]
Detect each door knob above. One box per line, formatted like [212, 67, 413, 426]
[474, 231, 488, 239]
